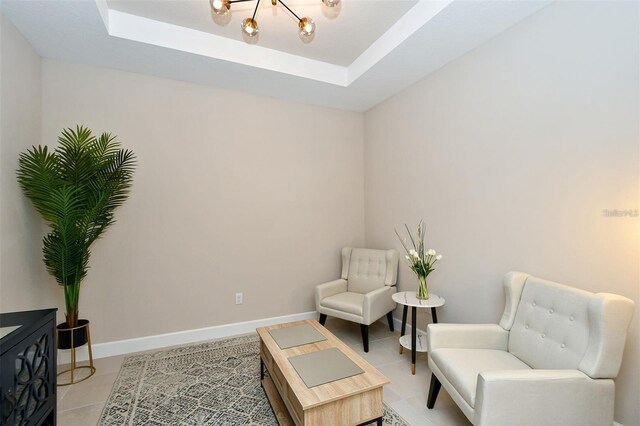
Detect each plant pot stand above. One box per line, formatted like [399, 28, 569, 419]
[56, 320, 96, 386]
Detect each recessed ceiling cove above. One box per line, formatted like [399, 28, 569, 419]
[106, 0, 418, 67]
[99, 0, 440, 85]
[1, 0, 553, 111]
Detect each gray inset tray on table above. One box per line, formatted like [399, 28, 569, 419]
[268, 322, 327, 349]
[288, 347, 364, 388]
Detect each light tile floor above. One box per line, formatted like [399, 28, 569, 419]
[57, 317, 471, 426]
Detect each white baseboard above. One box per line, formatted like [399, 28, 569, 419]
[58, 311, 317, 365]
[393, 317, 403, 333]
[392, 317, 427, 335]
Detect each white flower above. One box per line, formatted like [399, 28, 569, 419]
[427, 249, 436, 256]
[405, 255, 410, 260]
[436, 254, 443, 261]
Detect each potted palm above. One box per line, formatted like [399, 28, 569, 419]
[17, 126, 135, 350]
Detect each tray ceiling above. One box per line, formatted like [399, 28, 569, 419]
[1, 0, 553, 111]
[106, 0, 419, 66]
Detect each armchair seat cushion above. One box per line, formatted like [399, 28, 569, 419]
[430, 348, 531, 407]
[320, 292, 365, 316]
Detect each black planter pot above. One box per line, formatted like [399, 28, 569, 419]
[56, 319, 90, 349]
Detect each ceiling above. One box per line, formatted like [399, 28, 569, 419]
[1, 0, 553, 111]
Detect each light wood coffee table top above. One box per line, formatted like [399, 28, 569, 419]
[257, 319, 389, 416]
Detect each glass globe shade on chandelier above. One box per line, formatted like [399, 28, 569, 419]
[210, 0, 341, 42]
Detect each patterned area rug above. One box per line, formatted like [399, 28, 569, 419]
[99, 334, 408, 426]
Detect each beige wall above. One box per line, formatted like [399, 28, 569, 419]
[3, 2, 639, 423]
[364, 1, 639, 424]
[5, 59, 364, 342]
[0, 15, 57, 312]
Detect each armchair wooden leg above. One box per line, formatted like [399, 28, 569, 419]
[319, 314, 327, 326]
[427, 373, 441, 409]
[386, 311, 394, 332]
[360, 324, 369, 352]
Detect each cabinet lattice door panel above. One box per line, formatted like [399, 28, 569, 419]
[1, 309, 57, 426]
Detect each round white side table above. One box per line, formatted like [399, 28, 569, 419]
[392, 291, 445, 375]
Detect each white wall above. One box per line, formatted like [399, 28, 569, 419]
[0, 15, 57, 311]
[2, 58, 365, 343]
[364, 2, 639, 424]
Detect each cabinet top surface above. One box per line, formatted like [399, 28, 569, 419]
[0, 325, 22, 339]
[0, 308, 57, 346]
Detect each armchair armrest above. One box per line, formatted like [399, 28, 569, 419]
[363, 286, 396, 325]
[475, 370, 614, 425]
[427, 323, 508, 352]
[315, 279, 347, 310]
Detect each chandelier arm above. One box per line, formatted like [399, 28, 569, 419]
[277, 0, 302, 22]
[251, 0, 261, 21]
[228, 0, 255, 3]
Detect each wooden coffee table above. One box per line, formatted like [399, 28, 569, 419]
[256, 319, 389, 426]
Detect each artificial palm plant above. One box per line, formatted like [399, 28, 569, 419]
[17, 126, 136, 328]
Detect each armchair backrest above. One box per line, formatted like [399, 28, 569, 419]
[500, 272, 634, 379]
[341, 247, 399, 294]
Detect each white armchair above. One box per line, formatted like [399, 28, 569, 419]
[426, 272, 635, 425]
[315, 247, 399, 352]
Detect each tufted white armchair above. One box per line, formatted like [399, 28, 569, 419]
[426, 272, 635, 426]
[315, 247, 399, 352]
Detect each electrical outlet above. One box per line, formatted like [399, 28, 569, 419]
[235, 292, 243, 305]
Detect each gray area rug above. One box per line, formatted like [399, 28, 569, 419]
[99, 334, 408, 426]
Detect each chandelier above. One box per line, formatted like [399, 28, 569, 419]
[210, 0, 341, 40]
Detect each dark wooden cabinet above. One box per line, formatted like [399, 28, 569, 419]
[1, 309, 57, 426]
